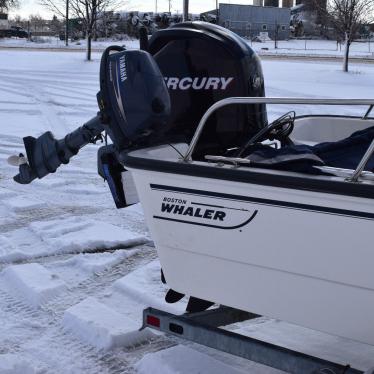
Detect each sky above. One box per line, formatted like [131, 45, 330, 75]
[10, 0, 255, 19]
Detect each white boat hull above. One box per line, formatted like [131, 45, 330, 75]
[127, 166, 374, 345]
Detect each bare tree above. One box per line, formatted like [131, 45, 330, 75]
[29, 14, 44, 32]
[0, 0, 19, 10]
[317, 0, 374, 71]
[70, 0, 99, 60]
[39, 0, 69, 45]
[40, 0, 126, 60]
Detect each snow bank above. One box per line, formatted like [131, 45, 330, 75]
[55, 249, 139, 274]
[136, 345, 248, 374]
[0, 354, 36, 374]
[0, 217, 147, 263]
[0, 37, 139, 51]
[2, 263, 67, 308]
[113, 259, 187, 314]
[0, 236, 24, 263]
[0, 190, 15, 199]
[3, 196, 45, 212]
[62, 297, 154, 350]
[30, 217, 147, 254]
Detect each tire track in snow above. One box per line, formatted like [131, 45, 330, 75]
[0, 108, 42, 115]
[0, 100, 36, 106]
[0, 68, 97, 77]
[0, 73, 98, 89]
[0, 245, 164, 374]
[0, 205, 101, 234]
[0, 69, 98, 131]
[0, 86, 37, 100]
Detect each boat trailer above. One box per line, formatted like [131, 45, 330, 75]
[142, 306, 373, 374]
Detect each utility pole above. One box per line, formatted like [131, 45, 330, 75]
[216, 0, 219, 23]
[65, 0, 69, 46]
[155, 0, 157, 14]
[183, 0, 188, 21]
[168, 0, 171, 13]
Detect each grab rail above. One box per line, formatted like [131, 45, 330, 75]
[346, 138, 374, 182]
[363, 105, 374, 119]
[183, 97, 374, 183]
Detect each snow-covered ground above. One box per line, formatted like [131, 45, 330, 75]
[0, 36, 138, 51]
[1, 36, 373, 59]
[0, 50, 374, 373]
[252, 38, 374, 58]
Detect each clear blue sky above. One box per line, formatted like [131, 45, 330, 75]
[11, 0, 255, 19]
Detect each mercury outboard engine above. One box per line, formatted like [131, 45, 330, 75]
[12, 22, 267, 192]
[148, 22, 267, 157]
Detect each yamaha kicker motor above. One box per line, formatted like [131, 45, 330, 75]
[13, 22, 267, 200]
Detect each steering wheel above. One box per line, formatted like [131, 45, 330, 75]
[236, 111, 295, 158]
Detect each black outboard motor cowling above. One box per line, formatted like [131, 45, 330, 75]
[98, 47, 171, 150]
[148, 21, 267, 156]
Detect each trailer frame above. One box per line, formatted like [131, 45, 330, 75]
[141, 306, 371, 374]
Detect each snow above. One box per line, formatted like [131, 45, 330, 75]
[0, 354, 36, 374]
[54, 249, 140, 275]
[3, 196, 45, 212]
[1, 263, 67, 308]
[62, 296, 155, 350]
[0, 36, 139, 51]
[250, 38, 374, 58]
[1, 36, 373, 59]
[29, 217, 147, 254]
[136, 345, 249, 374]
[0, 217, 147, 262]
[113, 259, 187, 314]
[0, 48, 373, 373]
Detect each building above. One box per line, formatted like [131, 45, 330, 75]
[218, 3, 290, 40]
[281, 0, 294, 7]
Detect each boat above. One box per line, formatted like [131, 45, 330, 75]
[123, 97, 374, 345]
[10, 22, 374, 346]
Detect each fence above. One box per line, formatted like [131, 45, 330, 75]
[220, 21, 374, 55]
[267, 38, 374, 54]
[223, 20, 289, 40]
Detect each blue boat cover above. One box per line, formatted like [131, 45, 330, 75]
[246, 126, 374, 174]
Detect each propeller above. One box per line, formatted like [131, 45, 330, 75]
[7, 153, 28, 167]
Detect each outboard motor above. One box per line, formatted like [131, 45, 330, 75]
[97, 47, 171, 150]
[13, 48, 171, 189]
[148, 22, 267, 157]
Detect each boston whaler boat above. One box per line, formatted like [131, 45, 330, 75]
[125, 97, 374, 346]
[10, 22, 374, 370]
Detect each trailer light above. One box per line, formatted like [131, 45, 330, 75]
[146, 315, 160, 328]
